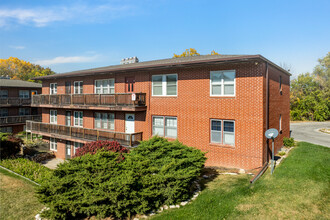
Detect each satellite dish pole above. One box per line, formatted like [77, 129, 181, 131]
[265, 128, 279, 175]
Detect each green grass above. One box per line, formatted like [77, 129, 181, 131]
[0, 168, 43, 220]
[152, 142, 330, 220]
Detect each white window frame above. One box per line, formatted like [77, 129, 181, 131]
[210, 70, 236, 97]
[152, 74, 178, 97]
[74, 111, 83, 127]
[19, 108, 30, 116]
[74, 81, 83, 94]
[210, 119, 235, 146]
[0, 126, 12, 133]
[0, 108, 9, 117]
[94, 112, 115, 130]
[50, 137, 57, 151]
[19, 90, 30, 99]
[50, 110, 57, 124]
[152, 115, 177, 138]
[0, 90, 8, 98]
[74, 142, 84, 155]
[50, 83, 57, 94]
[94, 79, 115, 94]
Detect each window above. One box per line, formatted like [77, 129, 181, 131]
[50, 138, 57, 151]
[95, 79, 115, 94]
[50, 110, 57, 124]
[210, 70, 235, 96]
[152, 74, 177, 96]
[74, 111, 83, 127]
[74, 142, 84, 155]
[0, 127, 12, 133]
[0, 90, 8, 98]
[0, 108, 8, 117]
[74, 81, 83, 94]
[19, 90, 30, 99]
[279, 114, 282, 131]
[50, 83, 57, 94]
[94, 112, 115, 130]
[210, 119, 235, 146]
[65, 82, 71, 94]
[19, 108, 30, 116]
[152, 116, 177, 138]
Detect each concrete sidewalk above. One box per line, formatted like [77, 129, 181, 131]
[41, 158, 65, 169]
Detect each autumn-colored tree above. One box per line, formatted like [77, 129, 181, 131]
[0, 57, 55, 82]
[173, 48, 220, 58]
[210, 50, 220, 55]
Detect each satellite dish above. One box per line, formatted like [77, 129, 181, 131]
[265, 128, 279, 139]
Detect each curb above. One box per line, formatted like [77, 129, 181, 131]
[0, 165, 40, 186]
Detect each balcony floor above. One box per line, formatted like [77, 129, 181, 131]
[31, 104, 147, 111]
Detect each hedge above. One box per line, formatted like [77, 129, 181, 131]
[37, 137, 206, 219]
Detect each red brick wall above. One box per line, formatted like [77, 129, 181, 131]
[40, 61, 290, 169]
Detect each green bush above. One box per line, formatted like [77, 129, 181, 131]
[0, 133, 22, 158]
[0, 158, 52, 184]
[283, 137, 295, 147]
[37, 137, 206, 219]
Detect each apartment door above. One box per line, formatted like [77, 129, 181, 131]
[125, 114, 135, 133]
[65, 141, 71, 159]
[125, 77, 135, 93]
[65, 111, 71, 126]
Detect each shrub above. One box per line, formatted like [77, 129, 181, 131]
[283, 137, 295, 147]
[0, 158, 52, 183]
[278, 151, 286, 156]
[37, 137, 206, 219]
[0, 133, 22, 158]
[74, 140, 129, 158]
[30, 152, 55, 163]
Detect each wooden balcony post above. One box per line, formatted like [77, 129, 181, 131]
[99, 94, 101, 105]
[70, 94, 73, 105]
[70, 126, 72, 137]
[97, 130, 99, 141]
[129, 134, 132, 147]
[83, 129, 85, 139]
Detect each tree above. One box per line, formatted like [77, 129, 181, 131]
[290, 52, 330, 121]
[0, 57, 55, 82]
[173, 48, 220, 58]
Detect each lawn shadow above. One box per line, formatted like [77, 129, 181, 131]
[198, 167, 219, 191]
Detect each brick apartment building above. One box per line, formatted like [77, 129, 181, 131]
[28, 55, 290, 169]
[0, 78, 41, 133]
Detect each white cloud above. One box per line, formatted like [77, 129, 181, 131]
[35, 55, 99, 66]
[0, 3, 136, 27]
[9, 45, 26, 50]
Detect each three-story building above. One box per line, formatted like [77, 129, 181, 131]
[0, 78, 41, 133]
[28, 55, 290, 169]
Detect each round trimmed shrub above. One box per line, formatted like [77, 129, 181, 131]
[73, 140, 129, 158]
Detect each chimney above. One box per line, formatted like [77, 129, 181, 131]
[120, 56, 139, 65]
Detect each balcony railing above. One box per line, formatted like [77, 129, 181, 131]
[26, 120, 142, 147]
[0, 98, 31, 106]
[0, 115, 41, 125]
[31, 93, 146, 108]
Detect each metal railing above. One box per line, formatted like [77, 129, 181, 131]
[0, 97, 31, 106]
[26, 120, 142, 147]
[0, 115, 41, 125]
[31, 93, 146, 108]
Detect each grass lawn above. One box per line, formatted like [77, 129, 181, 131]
[0, 168, 43, 220]
[152, 142, 330, 220]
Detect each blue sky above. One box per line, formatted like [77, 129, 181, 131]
[0, 0, 329, 77]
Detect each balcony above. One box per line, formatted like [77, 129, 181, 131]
[31, 93, 147, 111]
[26, 121, 142, 147]
[0, 115, 41, 126]
[0, 98, 31, 107]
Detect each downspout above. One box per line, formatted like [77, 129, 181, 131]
[250, 62, 269, 184]
[265, 62, 269, 163]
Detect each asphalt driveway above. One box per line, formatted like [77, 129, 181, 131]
[290, 121, 330, 148]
